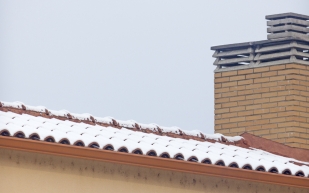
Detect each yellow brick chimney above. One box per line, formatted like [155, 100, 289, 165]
[212, 13, 309, 149]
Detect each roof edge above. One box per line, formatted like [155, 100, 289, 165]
[0, 136, 308, 188]
[210, 37, 308, 50]
[265, 12, 309, 20]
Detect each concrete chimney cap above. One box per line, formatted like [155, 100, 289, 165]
[266, 12, 309, 21]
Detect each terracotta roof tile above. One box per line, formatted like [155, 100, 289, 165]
[1, 101, 309, 178]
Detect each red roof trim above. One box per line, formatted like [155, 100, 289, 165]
[0, 136, 308, 188]
[241, 132, 309, 163]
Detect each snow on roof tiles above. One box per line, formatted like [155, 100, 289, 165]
[1, 101, 309, 177]
[0, 101, 241, 142]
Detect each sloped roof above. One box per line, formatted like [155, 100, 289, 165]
[1, 101, 309, 178]
[241, 132, 309, 164]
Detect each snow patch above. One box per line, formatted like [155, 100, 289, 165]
[1, 101, 24, 109]
[94, 116, 114, 124]
[49, 109, 70, 117]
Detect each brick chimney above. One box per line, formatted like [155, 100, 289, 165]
[212, 13, 309, 149]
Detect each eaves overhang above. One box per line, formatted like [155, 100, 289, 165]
[0, 136, 308, 189]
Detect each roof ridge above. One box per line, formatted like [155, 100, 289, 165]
[0, 101, 244, 145]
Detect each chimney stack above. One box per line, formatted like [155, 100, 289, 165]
[212, 13, 309, 149]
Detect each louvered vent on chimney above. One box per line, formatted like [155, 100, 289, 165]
[211, 12, 309, 72]
[266, 13, 309, 41]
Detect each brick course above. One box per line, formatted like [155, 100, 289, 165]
[214, 64, 309, 149]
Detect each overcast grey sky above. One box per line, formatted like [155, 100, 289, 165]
[0, 1, 308, 133]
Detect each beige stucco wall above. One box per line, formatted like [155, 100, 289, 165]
[0, 148, 308, 193]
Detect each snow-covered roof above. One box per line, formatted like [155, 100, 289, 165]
[0, 101, 241, 143]
[1, 101, 309, 177]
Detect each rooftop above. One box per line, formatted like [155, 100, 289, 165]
[1, 101, 309, 178]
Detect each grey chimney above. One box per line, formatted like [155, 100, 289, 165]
[266, 12, 309, 41]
